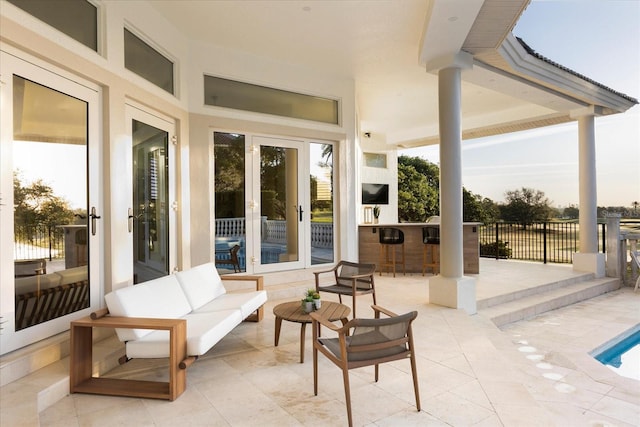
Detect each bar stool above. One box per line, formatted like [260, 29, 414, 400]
[422, 226, 440, 275]
[378, 227, 405, 277]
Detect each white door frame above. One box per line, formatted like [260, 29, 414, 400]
[116, 103, 177, 288]
[0, 49, 102, 355]
[251, 135, 306, 273]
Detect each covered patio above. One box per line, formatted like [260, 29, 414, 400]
[2, 259, 638, 426]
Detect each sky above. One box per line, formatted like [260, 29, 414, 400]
[402, 0, 640, 209]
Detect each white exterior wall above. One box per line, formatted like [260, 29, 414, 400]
[359, 134, 399, 224]
[184, 39, 358, 266]
[0, 0, 359, 287]
[1, 0, 359, 353]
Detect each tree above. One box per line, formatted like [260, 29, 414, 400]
[500, 187, 552, 226]
[397, 156, 439, 221]
[13, 172, 75, 228]
[463, 189, 500, 224]
[398, 155, 500, 224]
[563, 205, 579, 219]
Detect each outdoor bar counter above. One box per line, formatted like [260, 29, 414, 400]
[358, 222, 480, 274]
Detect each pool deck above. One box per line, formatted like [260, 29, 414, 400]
[2, 259, 639, 426]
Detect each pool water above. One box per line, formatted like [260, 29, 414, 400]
[594, 329, 640, 381]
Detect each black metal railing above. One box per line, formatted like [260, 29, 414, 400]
[13, 223, 65, 261]
[478, 221, 608, 264]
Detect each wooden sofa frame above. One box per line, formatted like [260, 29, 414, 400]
[70, 275, 264, 401]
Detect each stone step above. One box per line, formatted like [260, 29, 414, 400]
[477, 271, 595, 310]
[479, 277, 619, 327]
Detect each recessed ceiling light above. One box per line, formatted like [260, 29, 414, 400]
[448, 16, 458, 22]
[303, 6, 311, 12]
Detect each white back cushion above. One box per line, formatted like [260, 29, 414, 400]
[105, 275, 191, 341]
[175, 262, 226, 310]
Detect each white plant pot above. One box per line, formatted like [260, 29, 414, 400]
[314, 299, 321, 309]
[303, 301, 314, 313]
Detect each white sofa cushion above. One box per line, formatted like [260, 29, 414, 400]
[125, 310, 243, 358]
[175, 262, 226, 311]
[105, 275, 192, 342]
[193, 290, 267, 320]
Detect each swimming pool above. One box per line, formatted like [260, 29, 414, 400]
[593, 326, 640, 381]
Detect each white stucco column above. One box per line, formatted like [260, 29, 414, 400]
[428, 52, 476, 314]
[571, 109, 605, 277]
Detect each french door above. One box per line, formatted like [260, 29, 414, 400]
[213, 132, 334, 274]
[125, 106, 176, 284]
[252, 136, 305, 272]
[0, 50, 101, 354]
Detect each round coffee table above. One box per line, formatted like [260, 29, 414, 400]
[273, 300, 350, 363]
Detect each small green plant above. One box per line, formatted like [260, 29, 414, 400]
[373, 205, 381, 218]
[303, 289, 317, 302]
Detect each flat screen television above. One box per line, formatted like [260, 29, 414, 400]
[362, 183, 389, 205]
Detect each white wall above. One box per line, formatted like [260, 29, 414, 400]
[359, 134, 399, 224]
[1, 0, 361, 279]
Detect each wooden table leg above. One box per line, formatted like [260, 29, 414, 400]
[274, 316, 282, 346]
[300, 322, 307, 363]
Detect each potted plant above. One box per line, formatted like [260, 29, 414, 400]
[312, 292, 321, 309]
[373, 205, 381, 224]
[302, 289, 316, 313]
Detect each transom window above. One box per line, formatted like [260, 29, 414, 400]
[8, 0, 98, 51]
[204, 75, 339, 125]
[124, 29, 175, 95]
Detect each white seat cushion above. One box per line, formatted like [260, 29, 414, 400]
[175, 262, 226, 310]
[105, 275, 192, 342]
[125, 310, 243, 358]
[192, 290, 267, 320]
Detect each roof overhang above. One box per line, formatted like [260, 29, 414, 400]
[391, 0, 637, 148]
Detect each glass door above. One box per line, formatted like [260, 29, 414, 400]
[253, 136, 304, 272]
[309, 142, 334, 265]
[213, 132, 335, 274]
[1, 51, 101, 355]
[213, 132, 246, 274]
[126, 106, 175, 284]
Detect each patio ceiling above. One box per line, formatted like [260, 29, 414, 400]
[149, 0, 636, 148]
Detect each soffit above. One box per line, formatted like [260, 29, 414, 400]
[148, 0, 634, 148]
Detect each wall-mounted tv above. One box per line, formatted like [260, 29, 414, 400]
[362, 183, 389, 205]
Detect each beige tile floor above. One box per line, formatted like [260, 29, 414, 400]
[7, 260, 640, 426]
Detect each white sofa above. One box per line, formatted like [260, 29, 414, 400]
[104, 262, 267, 359]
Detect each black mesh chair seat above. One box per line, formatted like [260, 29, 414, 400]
[422, 227, 440, 275]
[422, 226, 440, 244]
[379, 227, 404, 245]
[378, 228, 405, 277]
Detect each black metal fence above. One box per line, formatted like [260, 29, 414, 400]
[14, 223, 65, 261]
[478, 222, 608, 264]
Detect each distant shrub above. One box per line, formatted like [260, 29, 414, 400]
[480, 240, 512, 259]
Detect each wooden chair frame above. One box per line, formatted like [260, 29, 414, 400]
[314, 261, 376, 318]
[215, 244, 241, 273]
[311, 305, 421, 426]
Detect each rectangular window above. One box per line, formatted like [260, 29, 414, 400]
[364, 152, 387, 168]
[204, 75, 339, 125]
[8, 0, 98, 51]
[124, 29, 174, 94]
